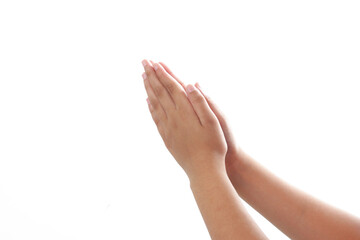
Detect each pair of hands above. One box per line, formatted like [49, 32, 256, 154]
[142, 62, 360, 240]
[142, 59, 242, 180]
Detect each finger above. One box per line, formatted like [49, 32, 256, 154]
[146, 97, 153, 112]
[143, 72, 167, 124]
[142, 59, 175, 112]
[153, 62, 187, 107]
[195, 82, 226, 123]
[158, 61, 187, 90]
[195, 82, 236, 144]
[186, 84, 217, 126]
[151, 60, 198, 122]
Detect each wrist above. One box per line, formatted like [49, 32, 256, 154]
[187, 161, 228, 187]
[189, 167, 230, 191]
[226, 147, 252, 179]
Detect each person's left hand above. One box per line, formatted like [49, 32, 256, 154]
[141, 59, 227, 180]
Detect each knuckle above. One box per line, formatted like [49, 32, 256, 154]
[168, 117, 178, 129]
[157, 71, 177, 95]
[150, 100, 159, 111]
[149, 103, 166, 124]
[149, 108, 160, 123]
[156, 67, 165, 77]
[145, 68, 158, 82]
[165, 82, 176, 95]
[144, 65, 153, 75]
[152, 115, 161, 126]
[153, 84, 164, 98]
[191, 92, 204, 104]
[154, 117, 161, 127]
[152, 111, 166, 127]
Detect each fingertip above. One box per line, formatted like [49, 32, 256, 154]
[142, 59, 155, 71]
[195, 82, 201, 90]
[146, 98, 153, 112]
[186, 84, 196, 94]
[158, 61, 167, 69]
[197, 82, 212, 101]
[195, 82, 206, 97]
[154, 61, 167, 73]
[158, 62, 187, 90]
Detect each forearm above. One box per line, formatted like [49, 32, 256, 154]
[189, 163, 268, 240]
[228, 153, 360, 240]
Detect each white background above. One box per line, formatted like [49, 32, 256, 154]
[1, 0, 359, 239]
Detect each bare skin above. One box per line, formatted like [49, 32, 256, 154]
[155, 60, 360, 240]
[141, 59, 267, 240]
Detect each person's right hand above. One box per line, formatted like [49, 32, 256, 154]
[155, 61, 249, 175]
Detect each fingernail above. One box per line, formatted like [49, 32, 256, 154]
[186, 84, 195, 93]
[146, 98, 150, 105]
[142, 60, 147, 67]
[142, 72, 147, 80]
[153, 63, 158, 71]
[196, 82, 202, 90]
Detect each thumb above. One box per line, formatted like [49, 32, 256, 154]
[194, 82, 236, 145]
[186, 84, 216, 126]
[194, 82, 226, 124]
